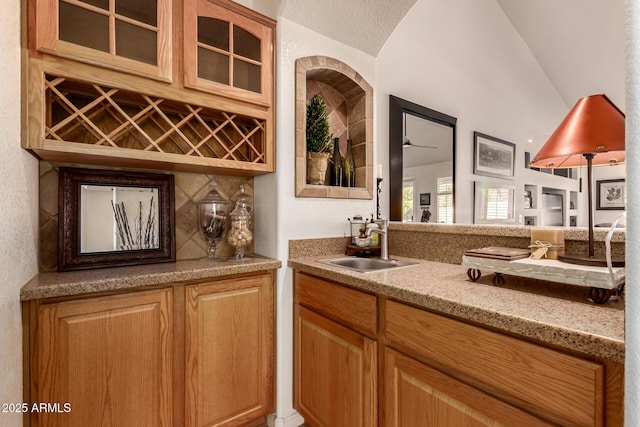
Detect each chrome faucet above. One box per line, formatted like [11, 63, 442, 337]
[367, 219, 389, 261]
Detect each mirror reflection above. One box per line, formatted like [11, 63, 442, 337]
[80, 185, 160, 253]
[389, 95, 457, 223]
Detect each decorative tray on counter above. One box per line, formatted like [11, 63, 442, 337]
[462, 253, 625, 304]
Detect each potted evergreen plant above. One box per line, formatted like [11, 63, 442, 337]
[306, 94, 333, 184]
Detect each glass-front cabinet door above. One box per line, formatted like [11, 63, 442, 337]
[34, 0, 172, 81]
[183, 0, 275, 106]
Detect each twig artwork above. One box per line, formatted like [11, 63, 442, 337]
[111, 197, 158, 250]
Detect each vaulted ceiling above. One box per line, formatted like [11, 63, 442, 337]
[272, 0, 625, 111]
[496, 0, 625, 109]
[278, 0, 418, 57]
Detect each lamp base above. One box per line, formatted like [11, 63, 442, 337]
[558, 254, 625, 268]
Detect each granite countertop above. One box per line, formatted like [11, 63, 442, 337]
[21, 256, 282, 301]
[388, 222, 626, 242]
[288, 254, 625, 363]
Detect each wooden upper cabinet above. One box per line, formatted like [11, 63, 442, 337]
[24, 0, 276, 175]
[183, 0, 275, 107]
[33, 0, 172, 81]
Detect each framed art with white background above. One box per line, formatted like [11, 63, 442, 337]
[473, 131, 515, 179]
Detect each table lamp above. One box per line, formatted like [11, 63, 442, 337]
[530, 94, 625, 267]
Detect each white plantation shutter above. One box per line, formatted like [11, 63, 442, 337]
[436, 176, 453, 224]
[480, 187, 511, 220]
[403, 181, 415, 222]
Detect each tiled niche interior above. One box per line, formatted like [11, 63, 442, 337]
[39, 162, 253, 272]
[295, 56, 373, 199]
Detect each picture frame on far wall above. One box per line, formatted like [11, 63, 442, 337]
[419, 192, 431, 206]
[473, 131, 515, 179]
[596, 179, 626, 210]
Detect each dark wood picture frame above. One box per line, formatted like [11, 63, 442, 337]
[419, 192, 431, 206]
[59, 167, 176, 271]
[473, 131, 515, 179]
[596, 178, 626, 210]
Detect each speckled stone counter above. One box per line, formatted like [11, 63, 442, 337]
[21, 256, 281, 301]
[288, 254, 624, 363]
[388, 222, 625, 265]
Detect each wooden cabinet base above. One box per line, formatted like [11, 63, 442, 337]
[24, 271, 275, 427]
[292, 271, 624, 426]
[186, 275, 274, 427]
[31, 288, 173, 427]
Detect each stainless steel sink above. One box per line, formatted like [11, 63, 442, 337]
[320, 257, 418, 273]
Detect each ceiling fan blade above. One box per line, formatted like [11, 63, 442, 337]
[403, 140, 438, 149]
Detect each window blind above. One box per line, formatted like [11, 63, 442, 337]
[436, 176, 453, 224]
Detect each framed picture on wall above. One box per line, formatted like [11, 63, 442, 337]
[596, 179, 626, 210]
[419, 192, 431, 206]
[59, 168, 176, 271]
[473, 131, 515, 179]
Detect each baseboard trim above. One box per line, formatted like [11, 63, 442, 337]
[267, 411, 305, 427]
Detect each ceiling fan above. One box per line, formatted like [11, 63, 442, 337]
[403, 114, 438, 149]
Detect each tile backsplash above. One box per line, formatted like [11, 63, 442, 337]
[39, 162, 253, 272]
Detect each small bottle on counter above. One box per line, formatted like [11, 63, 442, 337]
[366, 215, 379, 246]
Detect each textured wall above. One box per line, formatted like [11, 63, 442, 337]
[0, 0, 40, 425]
[259, 17, 376, 425]
[39, 162, 254, 272]
[625, 0, 640, 422]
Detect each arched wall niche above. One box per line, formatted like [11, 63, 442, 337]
[295, 56, 373, 199]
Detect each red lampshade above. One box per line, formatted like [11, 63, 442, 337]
[530, 94, 625, 168]
[530, 94, 625, 269]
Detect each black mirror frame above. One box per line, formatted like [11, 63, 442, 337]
[389, 95, 457, 221]
[58, 167, 176, 271]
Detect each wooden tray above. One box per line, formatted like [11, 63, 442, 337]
[463, 247, 531, 261]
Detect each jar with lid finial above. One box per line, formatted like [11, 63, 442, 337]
[197, 180, 229, 260]
[227, 202, 253, 261]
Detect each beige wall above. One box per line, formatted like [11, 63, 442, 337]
[0, 0, 40, 425]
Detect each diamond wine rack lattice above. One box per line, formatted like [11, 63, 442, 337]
[44, 75, 267, 165]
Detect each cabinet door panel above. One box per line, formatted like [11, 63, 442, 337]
[384, 348, 551, 427]
[58, 2, 109, 52]
[34, 0, 171, 80]
[295, 306, 376, 427]
[36, 288, 173, 427]
[185, 274, 274, 427]
[295, 272, 377, 337]
[183, 0, 274, 105]
[385, 300, 604, 426]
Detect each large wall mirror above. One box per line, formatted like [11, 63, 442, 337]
[389, 95, 457, 222]
[59, 167, 175, 271]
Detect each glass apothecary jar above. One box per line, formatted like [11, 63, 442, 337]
[227, 202, 253, 261]
[197, 180, 229, 260]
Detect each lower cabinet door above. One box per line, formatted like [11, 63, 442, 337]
[185, 274, 274, 427]
[294, 305, 377, 427]
[384, 348, 552, 427]
[35, 288, 173, 427]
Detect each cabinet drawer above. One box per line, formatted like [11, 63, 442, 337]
[385, 300, 604, 426]
[295, 272, 377, 337]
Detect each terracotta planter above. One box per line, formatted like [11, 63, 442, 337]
[306, 152, 331, 185]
